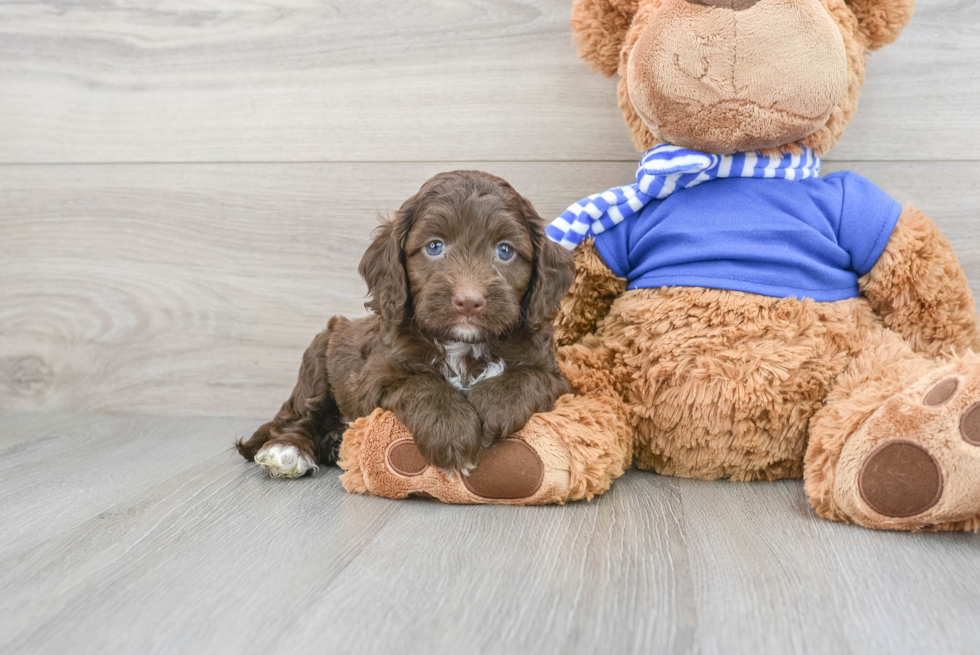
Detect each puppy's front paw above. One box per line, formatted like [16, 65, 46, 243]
[411, 402, 484, 473]
[254, 442, 317, 479]
[468, 385, 535, 445]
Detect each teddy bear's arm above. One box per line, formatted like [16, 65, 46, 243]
[554, 239, 626, 347]
[859, 205, 980, 358]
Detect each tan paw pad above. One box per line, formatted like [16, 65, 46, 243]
[962, 403, 980, 446]
[386, 439, 428, 477]
[858, 441, 943, 518]
[462, 439, 544, 500]
[923, 378, 958, 406]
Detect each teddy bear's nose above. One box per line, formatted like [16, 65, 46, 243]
[684, 0, 761, 9]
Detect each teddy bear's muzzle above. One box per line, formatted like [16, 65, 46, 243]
[625, 0, 848, 154]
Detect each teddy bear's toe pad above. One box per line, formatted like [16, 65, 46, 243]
[924, 378, 958, 406]
[858, 441, 943, 518]
[462, 439, 544, 500]
[961, 403, 980, 445]
[387, 439, 428, 477]
[383, 437, 544, 499]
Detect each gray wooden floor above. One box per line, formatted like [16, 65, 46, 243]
[3, 410, 980, 655]
[2, 1, 980, 653]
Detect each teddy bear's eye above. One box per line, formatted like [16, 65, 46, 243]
[425, 240, 444, 257]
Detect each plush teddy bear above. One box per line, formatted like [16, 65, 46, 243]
[338, 0, 980, 531]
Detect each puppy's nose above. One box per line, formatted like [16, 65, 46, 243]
[453, 290, 485, 316]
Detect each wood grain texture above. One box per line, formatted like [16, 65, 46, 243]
[2, 161, 978, 420]
[1, 411, 978, 655]
[0, 0, 976, 163]
[2, 1, 979, 653]
[0, 412, 254, 555]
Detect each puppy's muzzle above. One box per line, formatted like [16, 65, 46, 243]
[452, 290, 485, 317]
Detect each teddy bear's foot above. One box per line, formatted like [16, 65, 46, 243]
[829, 358, 980, 531]
[336, 410, 567, 504]
[386, 437, 547, 500]
[336, 392, 633, 505]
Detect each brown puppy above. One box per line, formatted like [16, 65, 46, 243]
[237, 171, 575, 477]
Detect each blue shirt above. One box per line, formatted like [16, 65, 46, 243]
[592, 171, 903, 301]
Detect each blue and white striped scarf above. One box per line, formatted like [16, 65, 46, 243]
[546, 144, 821, 250]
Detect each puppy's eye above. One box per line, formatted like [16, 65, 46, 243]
[496, 243, 514, 261]
[425, 240, 444, 257]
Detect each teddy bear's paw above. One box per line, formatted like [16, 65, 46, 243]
[385, 438, 545, 500]
[254, 442, 317, 479]
[834, 359, 980, 531]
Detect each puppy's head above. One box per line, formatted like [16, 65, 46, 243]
[359, 171, 574, 342]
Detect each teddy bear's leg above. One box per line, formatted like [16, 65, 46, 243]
[554, 333, 636, 496]
[860, 206, 980, 358]
[805, 322, 980, 531]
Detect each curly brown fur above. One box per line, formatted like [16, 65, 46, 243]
[235, 329, 344, 466]
[589, 288, 874, 481]
[846, 0, 915, 50]
[860, 205, 980, 359]
[237, 171, 574, 473]
[571, 0, 641, 76]
[554, 239, 626, 346]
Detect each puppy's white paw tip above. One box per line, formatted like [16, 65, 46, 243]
[254, 444, 317, 479]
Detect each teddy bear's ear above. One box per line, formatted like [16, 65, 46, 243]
[571, 0, 641, 77]
[846, 0, 915, 51]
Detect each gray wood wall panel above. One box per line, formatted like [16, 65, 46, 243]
[2, 161, 978, 419]
[0, 0, 976, 163]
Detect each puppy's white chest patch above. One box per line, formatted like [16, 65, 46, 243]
[437, 341, 505, 393]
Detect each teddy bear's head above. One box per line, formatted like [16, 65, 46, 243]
[572, 0, 914, 155]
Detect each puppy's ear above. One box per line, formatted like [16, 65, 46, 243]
[358, 199, 415, 323]
[846, 0, 915, 51]
[519, 195, 576, 331]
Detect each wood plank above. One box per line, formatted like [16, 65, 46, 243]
[0, 419, 406, 655]
[275, 473, 695, 655]
[679, 479, 980, 653]
[2, 161, 977, 420]
[0, 411, 254, 554]
[0, 0, 976, 163]
[1, 411, 978, 654]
